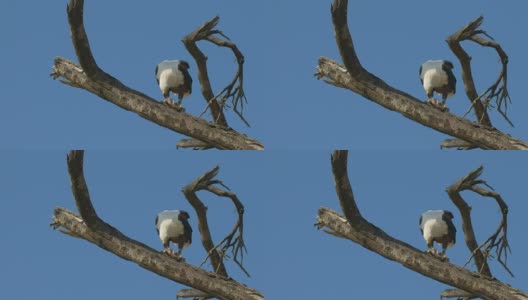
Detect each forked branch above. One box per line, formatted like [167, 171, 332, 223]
[183, 16, 250, 128]
[52, 0, 263, 150]
[315, 150, 527, 300]
[447, 16, 512, 127]
[447, 165, 512, 277]
[315, 0, 527, 150]
[51, 151, 263, 300]
[182, 166, 250, 278]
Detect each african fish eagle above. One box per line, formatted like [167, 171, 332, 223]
[155, 60, 192, 110]
[419, 60, 456, 109]
[155, 210, 192, 260]
[419, 210, 456, 259]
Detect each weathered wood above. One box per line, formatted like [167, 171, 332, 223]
[54, 0, 263, 150]
[317, 207, 527, 300]
[182, 16, 228, 127]
[317, 0, 527, 150]
[446, 16, 492, 127]
[331, 150, 362, 225]
[181, 166, 250, 278]
[447, 166, 512, 277]
[51, 151, 263, 300]
[52, 58, 263, 150]
[67, 150, 99, 227]
[317, 58, 528, 150]
[52, 208, 262, 300]
[316, 149, 528, 300]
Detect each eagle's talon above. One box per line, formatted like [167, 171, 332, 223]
[162, 248, 175, 255]
[174, 104, 185, 112]
[426, 248, 439, 256]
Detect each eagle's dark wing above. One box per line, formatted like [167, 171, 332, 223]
[155, 65, 160, 85]
[419, 65, 424, 85]
[419, 215, 423, 234]
[155, 215, 159, 235]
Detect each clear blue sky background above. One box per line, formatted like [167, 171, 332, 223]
[2, 1, 528, 300]
[1, 151, 527, 299]
[2, 0, 528, 149]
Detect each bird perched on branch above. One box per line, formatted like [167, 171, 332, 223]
[419, 210, 456, 261]
[419, 60, 456, 110]
[155, 210, 192, 261]
[155, 60, 193, 111]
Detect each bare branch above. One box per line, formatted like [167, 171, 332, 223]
[331, 150, 362, 226]
[67, 150, 99, 227]
[447, 16, 492, 127]
[204, 185, 249, 277]
[52, 58, 263, 150]
[182, 166, 250, 278]
[316, 0, 528, 149]
[182, 16, 227, 127]
[53, 1, 263, 150]
[330, 0, 363, 77]
[447, 166, 513, 277]
[205, 35, 250, 127]
[51, 208, 262, 300]
[183, 16, 250, 127]
[176, 288, 214, 299]
[440, 138, 478, 150]
[316, 208, 526, 300]
[316, 149, 528, 300]
[66, 0, 99, 78]
[316, 58, 527, 150]
[176, 138, 215, 150]
[51, 152, 263, 300]
[447, 16, 513, 127]
[440, 288, 478, 299]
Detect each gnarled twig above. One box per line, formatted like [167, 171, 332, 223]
[316, 0, 527, 150]
[183, 16, 250, 128]
[52, 0, 263, 150]
[447, 165, 513, 277]
[316, 149, 527, 300]
[51, 150, 263, 300]
[182, 165, 250, 278]
[447, 16, 512, 127]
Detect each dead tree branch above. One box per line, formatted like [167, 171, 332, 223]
[441, 288, 479, 300]
[440, 138, 478, 150]
[183, 16, 250, 128]
[51, 0, 263, 150]
[182, 166, 249, 279]
[176, 288, 215, 299]
[331, 150, 362, 225]
[447, 16, 512, 127]
[447, 166, 513, 277]
[67, 151, 98, 227]
[315, 0, 527, 150]
[315, 150, 528, 300]
[50, 151, 263, 300]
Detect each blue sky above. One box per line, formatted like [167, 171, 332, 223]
[1, 151, 527, 299]
[2, 1, 528, 149]
[2, 0, 528, 299]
